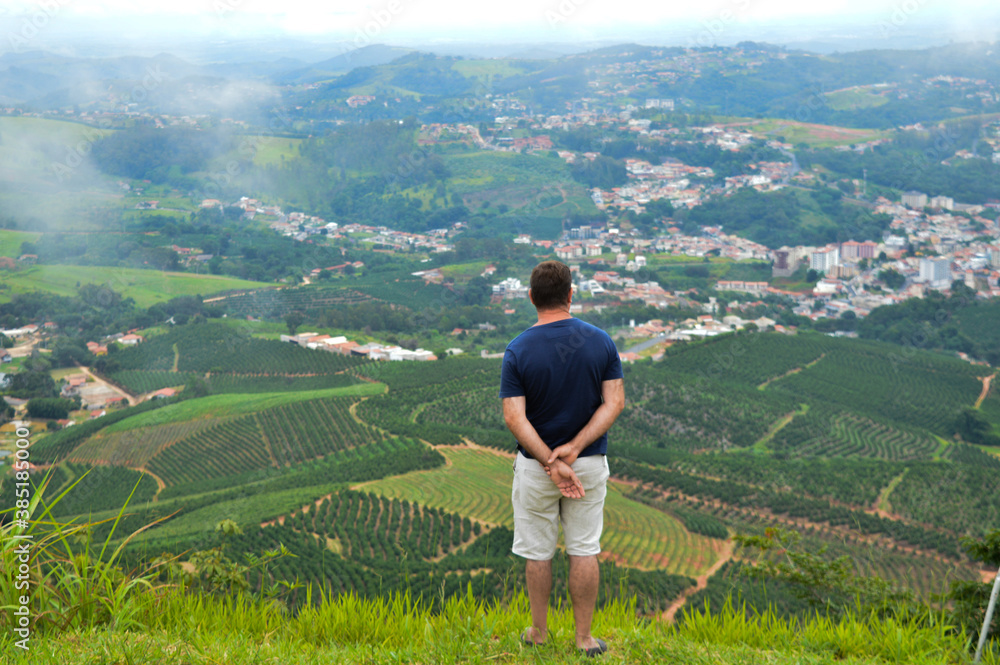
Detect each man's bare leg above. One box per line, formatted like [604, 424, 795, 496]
[524, 558, 552, 643]
[569, 554, 601, 650]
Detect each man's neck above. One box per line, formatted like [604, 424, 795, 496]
[534, 306, 572, 326]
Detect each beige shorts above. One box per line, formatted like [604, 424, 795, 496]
[511, 454, 610, 560]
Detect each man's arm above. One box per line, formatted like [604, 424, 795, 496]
[502, 395, 584, 499]
[546, 378, 624, 467]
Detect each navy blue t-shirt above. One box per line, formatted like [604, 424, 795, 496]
[499, 317, 623, 459]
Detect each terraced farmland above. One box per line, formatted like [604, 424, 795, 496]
[771, 340, 985, 437]
[146, 397, 380, 486]
[285, 489, 478, 561]
[66, 418, 222, 467]
[355, 447, 514, 527]
[771, 408, 940, 461]
[107, 370, 199, 394]
[356, 447, 723, 576]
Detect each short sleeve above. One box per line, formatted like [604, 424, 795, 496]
[498, 347, 524, 398]
[602, 336, 623, 382]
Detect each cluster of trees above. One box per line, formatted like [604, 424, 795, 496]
[858, 287, 1000, 365]
[800, 118, 1000, 203]
[25, 397, 78, 420]
[677, 187, 890, 248]
[954, 408, 1000, 447]
[91, 126, 237, 184]
[569, 154, 628, 189]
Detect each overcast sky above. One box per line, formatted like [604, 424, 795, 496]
[1, 0, 998, 52]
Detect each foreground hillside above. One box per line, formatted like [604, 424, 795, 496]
[6, 324, 998, 621]
[7, 587, 995, 665]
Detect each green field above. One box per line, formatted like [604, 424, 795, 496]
[251, 137, 304, 167]
[824, 87, 891, 111]
[101, 383, 385, 433]
[451, 60, 531, 79]
[356, 447, 722, 576]
[0, 229, 42, 258]
[744, 118, 886, 147]
[0, 264, 274, 307]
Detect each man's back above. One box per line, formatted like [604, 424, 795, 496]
[499, 317, 621, 458]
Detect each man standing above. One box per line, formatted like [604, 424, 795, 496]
[499, 260, 625, 657]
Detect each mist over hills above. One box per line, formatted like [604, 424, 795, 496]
[2, 39, 999, 123]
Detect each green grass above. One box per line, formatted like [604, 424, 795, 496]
[0, 229, 41, 257]
[439, 260, 492, 279]
[356, 447, 722, 576]
[824, 87, 891, 111]
[745, 118, 886, 148]
[102, 383, 385, 433]
[10, 590, 995, 665]
[0, 264, 274, 307]
[49, 367, 85, 381]
[251, 137, 304, 167]
[451, 59, 530, 79]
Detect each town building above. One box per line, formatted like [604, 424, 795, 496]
[840, 240, 877, 260]
[919, 257, 952, 285]
[810, 246, 840, 273]
[901, 191, 928, 208]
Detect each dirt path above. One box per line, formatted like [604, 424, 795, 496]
[136, 466, 167, 495]
[462, 438, 516, 459]
[9, 336, 40, 359]
[974, 373, 996, 409]
[757, 353, 826, 390]
[662, 538, 735, 623]
[872, 470, 907, 519]
[75, 364, 140, 406]
[753, 405, 806, 450]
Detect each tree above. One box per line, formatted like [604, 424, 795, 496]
[954, 408, 1000, 446]
[26, 397, 76, 420]
[877, 268, 905, 290]
[8, 371, 57, 399]
[284, 311, 307, 336]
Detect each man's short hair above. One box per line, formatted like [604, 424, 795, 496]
[530, 260, 572, 310]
